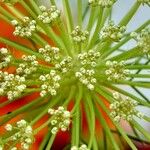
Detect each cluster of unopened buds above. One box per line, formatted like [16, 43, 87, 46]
[0, 48, 12, 69]
[100, 21, 126, 42]
[55, 56, 73, 73]
[71, 26, 89, 43]
[75, 68, 96, 90]
[38, 45, 60, 63]
[48, 106, 71, 135]
[137, 0, 150, 5]
[39, 70, 61, 97]
[11, 17, 36, 37]
[71, 144, 90, 150]
[77, 50, 100, 67]
[16, 55, 38, 76]
[3, 120, 34, 150]
[38, 5, 60, 24]
[110, 92, 144, 122]
[88, 0, 116, 7]
[0, 71, 26, 100]
[131, 27, 150, 55]
[105, 60, 130, 81]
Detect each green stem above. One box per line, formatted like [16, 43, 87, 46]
[45, 134, 56, 150]
[0, 96, 48, 126]
[86, 7, 96, 31]
[78, 0, 82, 27]
[62, 0, 74, 33]
[71, 84, 83, 114]
[87, 7, 103, 49]
[0, 37, 44, 59]
[131, 120, 150, 142]
[39, 132, 51, 150]
[94, 99, 120, 150]
[85, 91, 95, 149]
[119, 2, 141, 26]
[104, 84, 150, 107]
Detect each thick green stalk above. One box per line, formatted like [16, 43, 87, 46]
[119, 2, 141, 26]
[78, 0, 82, 27]
[45, 134, 56, 150]
[62, 0, 74, 33]
[86, 7, 96, 32]
[87, 7, 103, 49]
[85, 92, 95, 149]
[131, 120, 150, 142]
[105, 84, 150, 107]
[0, 37, 44, 59]
[0, 96, 48, 126]
[94, 101, 120, 150]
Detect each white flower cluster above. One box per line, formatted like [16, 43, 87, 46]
[105, 60, 130, 81]
[137, 0, 150, 5]
[11, 17, 36, 37]
[38, 5, 60, 24]
[0, 48, 12, 69]
[100, 21, 126, 42]
[75, 68, 96, 90]
[39, 45, 60, 62]
[48, 106, 71, 134]
[71, 26, 89, 43]
[4, 120, 34, 150]
[39, 70, 61, 97]
[89, 0, 116, 7]
[71, 144, 90, 150]
[110, 92, 143, 122]
[0, 71, 26, 100]
[77, 50, 100, 67]
[55, 56, 73, 73]
[131, 27, 150, 55]
[16, 55, 38, 76]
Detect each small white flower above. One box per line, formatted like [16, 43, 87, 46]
[5, 124, 12, 131]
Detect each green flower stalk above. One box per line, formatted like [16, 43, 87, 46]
[0, 0, 150, 150]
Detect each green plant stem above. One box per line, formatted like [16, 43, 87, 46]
[126, 65, 150, 69]
[94, 99, 120, 150]
[119, 2, 141, 26]
[75, 104, 80, 147]
[33, 118, 52, 135]
[131, 120, 150, 142]
[114, 80, 150, 88]
[85, 92, 95, 149]
[78, 0, 82, 27]
[105, 84, 150, 107]
[0, 96, 48, 126]
[39, 132, 51, 150]
[30, 96, 61, 125]
[109, 47, 141, 61]
[87, 7, 103, 49]
[0, 37, 44, 59]
[0, 6, 14, 20]
[62, 0, 74, 33]
[127, 74, 150, 78]
[87, 7, 96, 31]
[63, 86, 76, 106]
[45, 134, 56, 150]
[71, 84, 83, 114]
